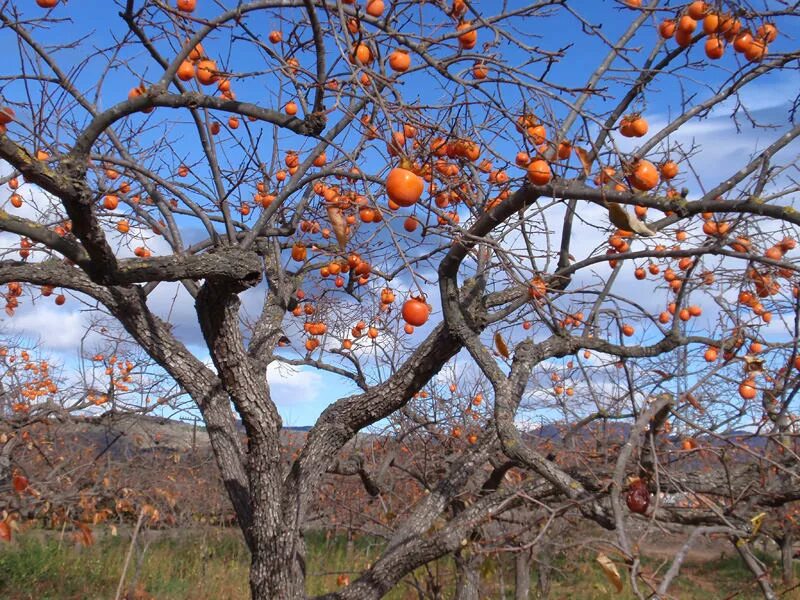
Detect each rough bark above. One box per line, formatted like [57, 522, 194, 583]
[196, 280, 306, 599]
[454, 550, 481, 600]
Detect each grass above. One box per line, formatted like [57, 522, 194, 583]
[0, 528, 798, 599]
[0, 529, 250, 600]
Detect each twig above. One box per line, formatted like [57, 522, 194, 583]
[115, 510, 146, 600]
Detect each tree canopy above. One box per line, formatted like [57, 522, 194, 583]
[1, 0, 800, 598]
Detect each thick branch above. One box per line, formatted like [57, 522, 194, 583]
[113, 247, 262, 285]
[0, 134, 118, 281]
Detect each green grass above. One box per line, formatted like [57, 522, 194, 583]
[0, 528, 798, 599]
[0, 530, 250, 600]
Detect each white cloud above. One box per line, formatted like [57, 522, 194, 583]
[267, 361, 324, 404]
[5, 304, 86, 350]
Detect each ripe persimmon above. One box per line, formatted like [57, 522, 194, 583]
[675, 28, 694, 47]
[388, 49, 411, 73]
[745, 38, 768, 62]
[195, 59, 218, 85]
[659, 19, 676, 39]
[705, 36, 725, 59]
[351, 43, 373, 66]
[703, 12, 720, 35]
[457, 22, 478, 49]
[757, 23, 778, 43]
[366, 0, 384, 17]
[621, 115, 648, 138]
[526, 159, 552, 185]
[660, 161, 679, 180]
[0, 107, 14, 129]
[402, 296, 430, 327]
[678, 15, 698, 34]
[628, 159, 659, 191]
[687, 1, 707, 20]
[386, 166, 423, 207]
[103, 195, 119, 210]
[188, 42, 204, 61]
[472, 62, 488, 79]
[738, 379, 757, 400]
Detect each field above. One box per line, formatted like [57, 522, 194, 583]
[1, 528, 798, 599]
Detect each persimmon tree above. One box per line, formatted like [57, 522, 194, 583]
[0, 320, 204, 551]
[1, 0, 799, 597]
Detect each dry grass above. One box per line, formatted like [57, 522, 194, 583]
[0, 527, 797, 599]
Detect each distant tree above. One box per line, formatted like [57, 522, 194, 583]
[0, 321, 204, 549]
[1, 0, 799, 597]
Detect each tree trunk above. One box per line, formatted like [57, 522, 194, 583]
[779, 531, 794, 587]
[454, 551, 481, 600]
[535, 542, 552, 599]
[515, 548, 532, 600]
[250, 532, 307, 600]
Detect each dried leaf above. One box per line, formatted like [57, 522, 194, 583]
[607, 202, 632, 231]
[74, 521, 94, 547]
[627, 212, 657, 237]
[596, 552, 623, 592]
[575, 147, 593, 177]
[327, 205, 349, 251]
[494, 332, 510, 358]
[0, 521, 10, 542]
[681, 393, 704, 413]
[750, 512, 766, 537]
[743, 354, 764, 375]
[606, 202, 656, 237]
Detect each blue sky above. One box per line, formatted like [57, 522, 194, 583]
[1, 1, 799, 426]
